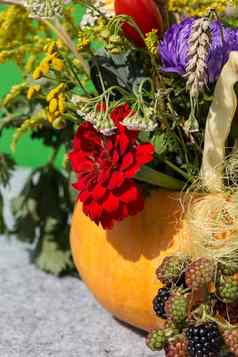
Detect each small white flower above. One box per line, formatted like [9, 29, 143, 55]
[26, 0, 64, 18]
[80, 0, 114, 28]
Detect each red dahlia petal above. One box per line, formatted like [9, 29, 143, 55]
[115, 181, 139, 203]
[79, 190, 91, 203]
[108, 171, 125, 190]
[121, 152, 134, 171]
[73, 122, 102, 154]
[103, 192, 119, 214]
[92, 185, 107, 201]
[73, 180, 85, 191]
[135, 144, 154, 166]
[112, 150, 120, 165]
[88, 201, 103, 221]
[117, 131, 129, 155]
[100, 215, 114, 230]
[124, 165, 139, 178]
[98, 167, 112, 184]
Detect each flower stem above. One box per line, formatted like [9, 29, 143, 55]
[164, 159, 189, 180]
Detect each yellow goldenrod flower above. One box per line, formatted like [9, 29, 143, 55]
[168, 0, 227, 16]
[52, 57, 64, 71]
[45, 41, 57, 55]
[47, 112, 56, 124]
[49, 98, 58, 113]
[47, 83, 65, 102]
[40, 56, 54, 76]
[145, 29, 159, 56]
[25, 55, 36, 73]
[58, 93, 65, 114]
[32, 67, 42, 80]
[27, 84, 41, 100]
[46, 84, 66, 126]
[78, 36, 90, 51]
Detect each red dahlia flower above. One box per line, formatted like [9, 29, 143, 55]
[110, 103, 133, 126]
[69, 122, 154, 229]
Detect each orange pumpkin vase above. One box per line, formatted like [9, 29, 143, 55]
[70, 190, 188, 332]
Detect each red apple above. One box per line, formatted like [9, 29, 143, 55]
[114, 0, 163, 47]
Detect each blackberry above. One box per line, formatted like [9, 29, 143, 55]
[223, 329, 238, 356]
[165, 293, 188, 324]
[156, 256, 188, 285]
[217, 275, 238, 304]
[185, 258, 215, 289]
[153, 288, 171, 319]
[146, 329, 167, 351]
[186, 322, 223, 357]
[165, 336, 189, 357]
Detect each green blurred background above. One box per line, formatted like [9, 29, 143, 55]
[0, 4, 84, 168]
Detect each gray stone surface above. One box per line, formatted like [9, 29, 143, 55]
[0, 238, 160, 357]
[0, 169, 163, 357]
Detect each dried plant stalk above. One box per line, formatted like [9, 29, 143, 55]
[185, 17, 211, 97]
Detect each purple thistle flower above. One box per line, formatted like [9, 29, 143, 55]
[159, 18, 238, 83]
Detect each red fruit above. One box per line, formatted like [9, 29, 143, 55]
[114, 0, 163, 47]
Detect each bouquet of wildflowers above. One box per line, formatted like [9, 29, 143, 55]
[0, 0, 238, 265]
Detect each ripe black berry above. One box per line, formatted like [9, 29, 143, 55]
[153, 288, 171, 319]
[186, 322, 222, 357]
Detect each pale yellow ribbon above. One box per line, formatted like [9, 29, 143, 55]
[201, 51, 238, 192]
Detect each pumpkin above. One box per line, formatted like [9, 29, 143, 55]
[70, 190, 189, 331]
[114, 0, 163, 47]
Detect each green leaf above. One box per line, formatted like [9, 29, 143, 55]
[14, 215, 36, 243]
[136, 165, 185, 190]
[34, 238, 72, 276]
[11, 166, 74, 274]
[151, 133, 168, 155]
[0, 153, 15, 187]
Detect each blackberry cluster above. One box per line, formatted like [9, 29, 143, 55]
[146, 329, 166, 351]
[165, 293, 188, 324]
[219, 260, 238, 276]
[148, 255, 238, 357]
[165, 336, 188, 357]
[223, 329, 238, 356]
[217, 275, 238, 304]
[185, 258, 215, 289]
[186, 322, 223, 357]
[153, 288, 171, 318]
[156, 256, 188, 285]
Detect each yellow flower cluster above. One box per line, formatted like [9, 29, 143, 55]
[3, 83, 27, 107]
[12, 110, 47, 151]
[77, 33, 90, 51]
[169, 0, 227, 16]
[47, 83, 66, 128]
[145, 30, 159, 56]
[27, 84, 41, 100]
[32, 41, 64, 80]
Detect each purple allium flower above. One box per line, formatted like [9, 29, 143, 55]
[159, 18, 238, 83]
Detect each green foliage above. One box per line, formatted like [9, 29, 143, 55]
[11, 165, 75, 275]
[0, 153, 15, 186]
[0, 153, 15, 235]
